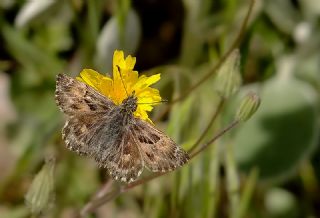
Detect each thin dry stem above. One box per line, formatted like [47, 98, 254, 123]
[79, 181, 120, 216]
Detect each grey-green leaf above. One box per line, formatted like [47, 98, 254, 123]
[233, 77, 318, 183]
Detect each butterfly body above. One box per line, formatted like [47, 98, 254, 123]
[55, 74, 189, 183]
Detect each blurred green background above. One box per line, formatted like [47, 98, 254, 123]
[0, 0, 320, 217]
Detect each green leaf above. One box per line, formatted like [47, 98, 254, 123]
[233, 76, 318, 183]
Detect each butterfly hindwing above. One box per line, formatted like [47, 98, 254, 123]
[131, 118, 189, 172]
[102, 129, 144, 183]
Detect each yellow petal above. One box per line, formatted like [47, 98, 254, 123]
[79, 69, 114, 97]
[139, 104, 153, 112]
[76, 77, 85, 82]
[134, 74, 161, 91]
[144, 74, 161, 86]
[112, 68, 128, 104]
[124, 55, 136, 70]
[99, 77, 114, 97]
[113, 50, 125, 70]
[136, 87, 161, 103]
[125, 70, 139, 92]
[79, 69, 102, 88]
[134, 108, 154, 124]
[77, 50, 162, 123]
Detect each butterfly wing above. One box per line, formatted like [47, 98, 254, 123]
[55, 74, 114, 116]
[55, 74, 115, 155]
[80, 106, 144, 182]
[61, 109, 144, 182]
[93, 127, 144, 183]
[56, 74, 143, 182]
[61, 113, 106, 155]
[131, 118, 189, 172]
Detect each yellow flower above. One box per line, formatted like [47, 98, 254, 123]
[77, 50, 161, 123]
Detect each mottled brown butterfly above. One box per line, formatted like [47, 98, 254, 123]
[55, 74, 189, 183]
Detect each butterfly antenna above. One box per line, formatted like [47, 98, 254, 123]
[137, 99, 168, 105]
[116, 65, 129, 97]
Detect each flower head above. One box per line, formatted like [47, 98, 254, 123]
[77, 50, 161, 123]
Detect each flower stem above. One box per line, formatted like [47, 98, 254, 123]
[189, 120, 239, 158]
[188, 97, 225, 153]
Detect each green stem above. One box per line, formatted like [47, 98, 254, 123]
[238, 168, 259, 218]
[188, 97, 225, 153]
[225, 143, 240, 218]
[190, 120, 239, 158]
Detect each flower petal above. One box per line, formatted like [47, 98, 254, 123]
[124, 55, 136, 70]
[134, 107, 153, 124]
[112, 68, 128, 104]
[77, 50, 161, 123]
[79, 69, 102, 89]
[78, 69, 114, 96]
[133, 74, 161, 91]
[144, 74, 161, 86]
[113, 50, 125, 70]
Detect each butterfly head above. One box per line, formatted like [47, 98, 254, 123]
[121, 94, 138, 113]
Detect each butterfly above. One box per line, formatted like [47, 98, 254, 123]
[55, 74, 189, 183]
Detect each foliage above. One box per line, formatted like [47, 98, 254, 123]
[0, 0, 319, 218]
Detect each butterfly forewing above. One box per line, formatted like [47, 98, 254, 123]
[55, 74, 115, 115]
[55, 74, 115, 156]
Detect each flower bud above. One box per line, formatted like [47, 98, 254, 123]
[236, 92, 261, 122]
[25, 157, 55, 215]
[214, 49, 242, 98]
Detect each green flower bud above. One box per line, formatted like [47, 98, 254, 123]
[25, 157, 55, 215]
[214, 49, 242, 98]
[236, 92, 261, 122]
